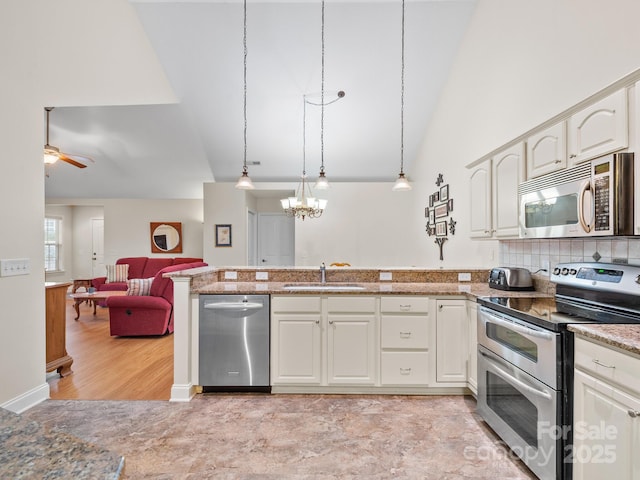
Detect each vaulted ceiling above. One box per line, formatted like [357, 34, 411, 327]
[44, 0, 476, 199]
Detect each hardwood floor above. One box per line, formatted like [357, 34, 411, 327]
[47, 298, 173, 400]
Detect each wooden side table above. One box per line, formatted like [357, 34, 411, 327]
[72, 278, 93, 293]
[45, 282, 73, 377]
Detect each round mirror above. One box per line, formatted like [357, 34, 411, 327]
[150, 222, 182, 253]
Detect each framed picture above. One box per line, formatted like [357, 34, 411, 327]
[425, 207, 429, 218]
[429, 209, 435, 224]
[448, 198, 454, 212]
[436, 221, 448, 237]
[433, 191, 440, 203]
[440, 184, 449, 202]
[215, 224, 232, 247]
[429, 195, 434, 207]
[434, 203, 448, 218]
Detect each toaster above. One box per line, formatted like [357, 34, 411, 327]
[488, 267, 534, 291]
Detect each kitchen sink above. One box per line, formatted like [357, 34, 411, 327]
[282, 283, 366, 291]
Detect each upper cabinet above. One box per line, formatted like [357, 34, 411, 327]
[526, 121, 566, 179]
[469, 143, 525, 239]
[568, 88, 628, 167]
[492, 142, 526, 238]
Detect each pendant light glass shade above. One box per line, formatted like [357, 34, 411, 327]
[235, 166, 254, 189]
[392, 172, 412, 191]
[314, 168, 329, 190]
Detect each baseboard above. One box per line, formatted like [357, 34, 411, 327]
[1, 383, 50, 413]
[170, 383, 195, 402]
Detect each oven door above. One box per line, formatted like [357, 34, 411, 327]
[478, 345, 561, 480]
[478, 306, 560, 389]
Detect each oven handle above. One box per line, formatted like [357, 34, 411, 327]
[481, 310, 554, 340]
[480, 350, 553, 400]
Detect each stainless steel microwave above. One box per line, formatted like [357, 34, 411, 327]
[519, 152, 634, 238]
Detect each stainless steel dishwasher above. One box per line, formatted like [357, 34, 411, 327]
[199, 294, 270, 392]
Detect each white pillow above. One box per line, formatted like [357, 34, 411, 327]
[105, 264, 129, 283]
[126, 277, 154, 296]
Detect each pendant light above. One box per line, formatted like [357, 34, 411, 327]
[235, 0, 254, 190]
[392, 0, 412, 191]
[315, 0, 329, 191]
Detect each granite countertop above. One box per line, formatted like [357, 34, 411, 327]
[0, 408, 124, 479]
[193, 281, 552, 300]
[569, 324, 640, 357]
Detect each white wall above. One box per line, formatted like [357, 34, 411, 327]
[0, 0, 175, 411]
[409, 0, 640, 269]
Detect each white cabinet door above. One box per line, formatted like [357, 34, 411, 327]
[435, 299, 468, 384]
[469, 160, 492, 238]
[466, 300, 478, 395]
[573, 369, 640, 480]
[526, 121, 567, 178]
[327, 314, 377, 385]
[271, 314, 322, 384]
[568, 88, 628, 166]
[492, 142, 525, 238]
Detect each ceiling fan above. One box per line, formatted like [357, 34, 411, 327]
[44, 107, 92, 169]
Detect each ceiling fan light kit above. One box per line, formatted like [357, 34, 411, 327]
[44, 107, 90, 170]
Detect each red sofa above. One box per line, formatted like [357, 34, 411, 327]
[92, 256, 203, 292]
[106, 261, 207, 336]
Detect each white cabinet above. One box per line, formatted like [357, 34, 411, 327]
[466, 300, 478, 395]
[568, 88, 628, 166]
[435, 299, 468, 384]
[573, 336, 640, 479]
[492, 142, 526, 237]
[469, 142, 525, 239]
[380, 296, 430, 386]
[327, 296, 377, 385]
[271, 296, 322, 384]
[469, 160, 492, 238]
[271, 295, 377, 387]
[526, 121, 567, 178]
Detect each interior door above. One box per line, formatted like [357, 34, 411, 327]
[257, 213, 294, 266]
[91, 218, 105, 277]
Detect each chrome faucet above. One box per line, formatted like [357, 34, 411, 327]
[320, 262, 326, 284]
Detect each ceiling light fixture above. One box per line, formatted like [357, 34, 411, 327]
[392, 0, 412, 192]
[280, 95, 328, 220]
[235, 0, 254, 190]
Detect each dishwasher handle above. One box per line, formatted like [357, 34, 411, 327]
[203, 302, 264, 312]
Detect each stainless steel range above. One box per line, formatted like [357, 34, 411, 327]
[477, 262, 640, 480]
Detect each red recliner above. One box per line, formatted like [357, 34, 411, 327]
[106, 261, 207, 336]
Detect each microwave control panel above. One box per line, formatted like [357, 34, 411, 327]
[593, 175, 610, 231]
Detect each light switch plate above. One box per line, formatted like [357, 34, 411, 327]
[379, 272, 392, 281]
[224, 271, 238, 280]
[0, 258, 30, 277]
[458, 272, 471, 282]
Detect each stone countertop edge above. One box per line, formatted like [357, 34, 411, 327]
[568, 324, 640, 357]
[192, 281, 552, 300]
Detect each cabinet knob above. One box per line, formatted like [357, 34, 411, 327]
[329, 320, 334, 325]
[438, 305, 443, 311]
[315, 319, 320, 325]
[628, 410, 640, 418]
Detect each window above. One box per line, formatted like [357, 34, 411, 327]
[44, 217, 62, 272]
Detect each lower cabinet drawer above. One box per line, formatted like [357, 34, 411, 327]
[381, 351, 429, 385]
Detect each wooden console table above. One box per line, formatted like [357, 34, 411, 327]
[45, 282, 73, 377]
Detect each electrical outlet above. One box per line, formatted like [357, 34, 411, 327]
[0, 258, 30, 277]
[224, 271, 238, 280]
[458, 272, 471, 282]
[256, 271, 268, 280]
[380, 272, 392, 281]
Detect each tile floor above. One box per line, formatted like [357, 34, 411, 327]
[23, 394, 536, 479]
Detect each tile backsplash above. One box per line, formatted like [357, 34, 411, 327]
[499, 238, 640, 277]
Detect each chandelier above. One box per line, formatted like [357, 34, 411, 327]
[392, 0, 412, 191]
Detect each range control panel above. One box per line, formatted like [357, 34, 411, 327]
[552, 262, 640, 293]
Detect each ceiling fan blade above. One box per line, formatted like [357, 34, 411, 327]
[58, 153, 88, 168]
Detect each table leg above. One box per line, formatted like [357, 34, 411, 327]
[93, 300, 98, 315]
[74, 299, 81, 320]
